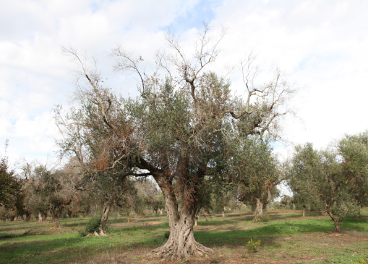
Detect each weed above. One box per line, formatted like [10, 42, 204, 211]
[261, 214, 271, 222]
[164, 231, 170, 239]
[354, 259, 367, 264]
[246, 239, 261, 253]
[136, 256, 142, 260]
[79, 216, 101, 236]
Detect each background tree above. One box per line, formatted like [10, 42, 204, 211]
[280, 195, 293, 210]
[58, 25, 294, 259]
[30, 164, 75, 228]
[338, 131, 368, 211]
[287, 142, 361, 232]
[136, 178, 165, 216]
[235, 136, 281, 221]
[54, 73, 143, 234]
[0, 146, 26, 222]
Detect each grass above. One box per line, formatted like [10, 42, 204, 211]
[0, 209, 368, 263]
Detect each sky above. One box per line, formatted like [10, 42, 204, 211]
[1, 0, 368, 179]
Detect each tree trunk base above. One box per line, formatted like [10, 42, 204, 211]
[147, 237, 213, 260]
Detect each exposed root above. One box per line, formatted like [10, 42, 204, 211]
[99, 229, 107, 236]
[147, 239, 213, 260]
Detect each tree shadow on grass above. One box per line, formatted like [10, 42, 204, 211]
[194, 221, 336, 247]
[340, 217, 368, 231]
[0, 230, 169, 264]
[110, 222, 169, 234]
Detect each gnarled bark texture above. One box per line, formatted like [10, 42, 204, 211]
[254, 198, 263, 221]
[99, 199, 112, 235]
[147, 174, 213, 260]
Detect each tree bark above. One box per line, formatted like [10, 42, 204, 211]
[25, 211, 32, 222]
[292, 203, 295, 210]
[302, 205, 306, 217]
[194, 215, 199, 226]
[222, 206, 225, 217]
[99, 200, 112, 235]
[148, 176, 213, 260]
[38, 212, 43, 223]
[51, 210, 61, 228]
[333, 219, 341, 233]
[254, 198, 263, 221]
[326, 205, 343, 233]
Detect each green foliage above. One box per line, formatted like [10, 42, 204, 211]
[235, 137, 280, 214]
[286, 140, 366, 231]
[246, 239, 261, 253]
[80, 216, 101, 236]
[0, 155, 22, 209]
[354, 259, 367, 264]
[339, 131, 368, 206]
[261, 214, 271, 222]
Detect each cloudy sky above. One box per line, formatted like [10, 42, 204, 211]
[1, 0, 368, 169]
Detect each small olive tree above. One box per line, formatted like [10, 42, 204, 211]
[235, 136, 281, 221]
[287, 143, 361, 232]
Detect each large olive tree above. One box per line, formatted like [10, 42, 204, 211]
[58, 26, 294, 259]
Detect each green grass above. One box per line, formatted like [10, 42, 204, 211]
[0, 210, 368, 263]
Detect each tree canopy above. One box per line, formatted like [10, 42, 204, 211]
[286, 133, 368, 232]
[56, 26, 294, 259]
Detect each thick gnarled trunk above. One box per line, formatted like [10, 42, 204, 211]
[254, 198, 263, 221]
[149, 176, 213, 260]
[99, 199, 112, 235]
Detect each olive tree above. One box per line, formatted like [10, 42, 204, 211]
[29, 165, 75, 228]
[287, 143, 361, 232]
[338, 131, 368, 210]
[235, 136, 281, 221]
[58, 25, 294, 259]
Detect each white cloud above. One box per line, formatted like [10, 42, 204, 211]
[1, 0, 367, 166]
